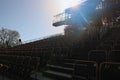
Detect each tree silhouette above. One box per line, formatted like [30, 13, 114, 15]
[0, 27, 20, 48]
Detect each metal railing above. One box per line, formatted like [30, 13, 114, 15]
[53, 12, 71, 24]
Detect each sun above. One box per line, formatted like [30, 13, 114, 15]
[68, 0, 82, 7]
[59, 0, 87, 10]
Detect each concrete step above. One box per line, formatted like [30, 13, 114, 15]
[43, 70, 72, 80]
[47, 64, 74, 71]
[48, 59, 75, 68]
[47, 64, 74, 74]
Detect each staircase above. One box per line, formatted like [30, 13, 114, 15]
[43, 58, 97, 80]
[43, 58, 75, 80]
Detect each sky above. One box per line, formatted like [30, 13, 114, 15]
[0, 0, 82, 42]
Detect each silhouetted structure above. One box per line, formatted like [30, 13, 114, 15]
[53, 0, 120, 35]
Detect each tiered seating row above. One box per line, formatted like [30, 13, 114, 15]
[88, 50, 120, 63]
[1, 47, 72, 57]
[0, 54, 40, 79]
[14, 35, 76, 51]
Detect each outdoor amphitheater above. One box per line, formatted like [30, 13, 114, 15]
[0, 0, 120, 80]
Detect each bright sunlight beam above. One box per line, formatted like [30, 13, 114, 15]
[59, 0, 87, 11]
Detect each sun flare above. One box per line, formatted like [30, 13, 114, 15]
[59, 0, 87, 10]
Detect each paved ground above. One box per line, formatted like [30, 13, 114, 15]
[31, 72, 56, 80]
[0, 75, 12, 80]
[0, 72, 55, 80]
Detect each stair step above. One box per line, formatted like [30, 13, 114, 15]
[73, 75, 87, 80]
[47, 64, 74, 71]
[44, 70, 72, 80]
[47, 64, 74, 74]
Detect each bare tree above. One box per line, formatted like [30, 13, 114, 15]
[0, 27, 20, 47]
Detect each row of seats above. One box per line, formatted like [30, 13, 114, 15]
[88, 50, 120, 63]
[0, 47, 73, 71]
[0, 54, 40, 80]
[97, 40, 120, 51]
[0, 54, 40, 69]
[14, 35, 75, 51]
[0, 47, 72, 57]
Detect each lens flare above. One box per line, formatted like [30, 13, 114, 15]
[58, 0, 87, 11]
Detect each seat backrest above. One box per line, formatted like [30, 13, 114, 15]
[88, 50, 107, 63]
[96, 44, 112, 51]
